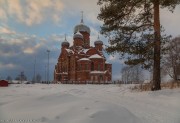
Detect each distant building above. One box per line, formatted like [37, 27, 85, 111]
[54, 16, 112, 84]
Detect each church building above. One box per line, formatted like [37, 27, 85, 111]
[54, 15, 112, 84]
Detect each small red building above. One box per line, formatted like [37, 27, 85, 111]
[0, 80, 9, 87]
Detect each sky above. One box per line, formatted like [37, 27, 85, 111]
[0, 0, 180, 81]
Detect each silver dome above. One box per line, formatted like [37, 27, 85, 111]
[94, 37, 103, 45]
[74, 23, 90, 34]
[94, 40, 103, 45]
[61, 41, 70, 47]
[61, 34, 70, 47]
[73, 31, 83, 39]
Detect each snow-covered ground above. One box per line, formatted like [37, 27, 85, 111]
[0, 84, 180, 123]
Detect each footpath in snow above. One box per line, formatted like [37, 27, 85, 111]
[0, 84, 180, 123]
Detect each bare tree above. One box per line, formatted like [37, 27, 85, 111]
[36, 74, 42, 83]
[121, 65, 144, 84]
[6, 76, 12, 82]
[15, 71, 27, 83]
[162, 37, 180, 81]
[121, 66, 130, 84]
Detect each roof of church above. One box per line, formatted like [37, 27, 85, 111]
[74, 12, 90, 34]
[82, 49, 89, 54]
[105, 61, 111, 64]
[66, 49, 74, 54]
[89, 54, 103, 59]
[90, 71, 106, 74]
[78, 58, 91, 61]
[62, 41, 69, 46]
[74, 23, 90, 34]
[73, 31, 83, 39]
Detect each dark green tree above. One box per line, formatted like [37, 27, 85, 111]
[97, 0, 180, 90]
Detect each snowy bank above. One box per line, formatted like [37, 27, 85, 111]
[0, 84, 180, 123]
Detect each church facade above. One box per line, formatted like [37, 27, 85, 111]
[54, 17, 112, 84]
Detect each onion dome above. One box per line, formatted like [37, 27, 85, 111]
[94, 35, 103, 45]
[74, 23, 90, 34]
[73, 31, 83, 39]
[74, 12, 90, 34]
[61, 34, 70, 47]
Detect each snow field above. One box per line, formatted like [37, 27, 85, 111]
[0, 84, 180, 123]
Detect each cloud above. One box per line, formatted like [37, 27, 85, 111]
[0, 0, 64, 26]
[0, 9, 7, 21]
[0, 25, 67, 80]
[161, 6, 180, 37]
[62, 0, 101, 25]
[0, 26, 16, 34]
[0, 63, 17, 69]
[7, 0, 24, 22]
[0, 0, 102, 26]
[23, 48, 34, 54]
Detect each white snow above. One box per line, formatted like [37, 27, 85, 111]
[78, 58, 91, 61]
[89, 54, 103, 59]
[105, 61, 110, 64]
[83, 49, 90, 54]
[0, 84, 180, 123]
[90, 71, 106, 74]
[66, 49, 74, 54]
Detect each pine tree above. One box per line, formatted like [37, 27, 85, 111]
[97, 0, 180, 90]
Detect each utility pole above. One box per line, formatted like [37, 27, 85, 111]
[47, 50, 50, 84]
[45, 65, 47, 83]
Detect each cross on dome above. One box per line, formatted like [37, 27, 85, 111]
[74, 11, 90, 34]
[61, 34, 70, 47]
[94, 34, 103, 45]
[81, 11, 84, 23]
[64, 34, 67, 41]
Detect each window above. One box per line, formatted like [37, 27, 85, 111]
[100, 75, 103, 81]
[62, 67, 65, 72]
[85, 64, 88, 70]
[91, 76, 93, 81]
[91, 62, 94, 71]
[95, 76, 98, 81]
[79, 64, 82, 70]
[98, 64, 101, 71]
[105, 64, 107, 70]
[58, 75, 62, 81]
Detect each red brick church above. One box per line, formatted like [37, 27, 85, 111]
[54, 16, 112, 84]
